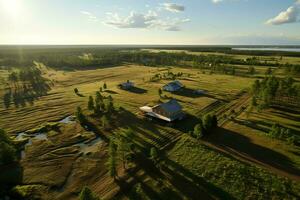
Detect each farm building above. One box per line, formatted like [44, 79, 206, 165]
[140, 99, 185, 122]
[119, 80, 134, 90]
[163, 80, 184, 92]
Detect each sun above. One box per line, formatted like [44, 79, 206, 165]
[0, 0, 21, 16]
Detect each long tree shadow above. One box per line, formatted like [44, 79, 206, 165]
[233, 118, 270, 133]
[3, 81, 51, 109]
[172, 88, 202, 98]
[130, 152, 231, 200]
[115, 108, 169, 150]
[205, 127, 300, 179]
[127, 87, 148, 94]
[269, 110, 300, 122]
[162, 158, 234, 200]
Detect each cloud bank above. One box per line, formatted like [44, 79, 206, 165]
[105, 10, 190, 31]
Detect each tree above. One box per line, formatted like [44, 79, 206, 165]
[8, 71, 18, 85]
[248, 66, 255, 75]
[211, 115, 218, 128]
[269, 123, 280, 138]
[75, 106, 85, 124]
[95, 92, 103, 104]
[251, 96, 258, 107]
[150, 147, 158, 162]
[252, 80, 260, 96]
[158, 88, 162, 97]
[103, 83, 107, 90]
[107, 140, 117, 179]
[74, 88, 79, 94]
[193, 123, 203, 139]
[79, 186, 100, 200]
[265, 67, 272, 75]
[88, 96, 95, 111]
[101, 115, 109, 129]
[0, 129, 16, 165]
[117, 128, 135, 169]
[230, 67, 235, 75]
[106, 96, 114, 113]
[202, 114, 213, 131]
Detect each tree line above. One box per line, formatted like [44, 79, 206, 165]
[1, 48, 300, 76]
[251, 76, 300, 109]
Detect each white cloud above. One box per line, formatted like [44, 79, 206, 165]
[80, 11, 98, 22]
[266, 1, 300, 25]
[105, 10, 190, 31]
[105, 11, 157, 28]
[211, 0, 224, 3]
[162, 3, 185, 13]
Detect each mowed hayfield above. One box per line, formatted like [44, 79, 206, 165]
[0, 65, 252, 134]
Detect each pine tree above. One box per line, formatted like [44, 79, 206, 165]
[150, 147, 158, 162]
[103, 83, 107, 90]
[101, 115, 109, 129]
[193, 123, 203, 139]
[79, 186, 100, 200]
[158, 88, 162, 97]
[88, 96, 95, 111]
[75, 106, 85, 124]
[117, 128, 134, 169]
[107, 140, 117, 179]
[202, 114, 213, 132]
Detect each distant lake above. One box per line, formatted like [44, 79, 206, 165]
[233, 48, 300, 53]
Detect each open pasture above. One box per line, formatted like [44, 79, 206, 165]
[0, 65, 253, 134]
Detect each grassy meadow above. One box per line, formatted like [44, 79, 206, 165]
[0, 65, 251, 134]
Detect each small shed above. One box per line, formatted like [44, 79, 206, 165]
[120, 81, 134, 90]
[163, 80, 184, 92]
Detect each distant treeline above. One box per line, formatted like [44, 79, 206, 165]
[1, 47, 300, 74]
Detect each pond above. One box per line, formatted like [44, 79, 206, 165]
[15, 132, 48, 159]
[75, 137, 103, 155]
[59, 115, 75, 124]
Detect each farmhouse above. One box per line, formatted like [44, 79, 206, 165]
[140, 99, 184, 122]
[163, 80, 184, 92]
[120, 80, 134, 90]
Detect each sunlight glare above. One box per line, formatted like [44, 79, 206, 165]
[0, 0, 21, 17]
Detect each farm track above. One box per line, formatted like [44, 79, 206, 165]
[217, 93, 251, 127]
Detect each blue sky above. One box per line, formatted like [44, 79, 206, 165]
[0, 0, 299, 45]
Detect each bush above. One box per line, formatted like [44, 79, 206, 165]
[79, 186, 100, 200]
[0, 129, 16, 165]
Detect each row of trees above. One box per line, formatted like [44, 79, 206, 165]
[192, 114, 218, 139]
[149, 71, 185, 82]
[251, 76, 300, 109]
[3, 67, 50, 109]
[2, 47, 300, 75]
[268, 123, 298, 145]
[107, 128, 135, 179]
